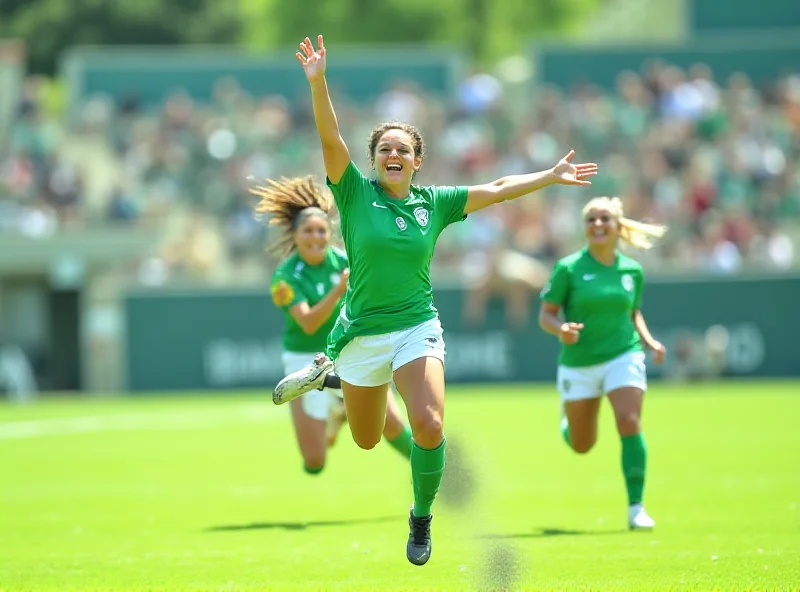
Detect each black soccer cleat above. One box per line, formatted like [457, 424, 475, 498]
[406, 509, 433, 566]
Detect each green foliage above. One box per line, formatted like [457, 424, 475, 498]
[1, 0, 600, 74]
[0, 0, 241, 74]
[244, 0, 600, 62]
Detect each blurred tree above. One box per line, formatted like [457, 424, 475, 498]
[1, 0, 599, 74]
[242, 0, 599, 63]
[0, 0, 241, 75]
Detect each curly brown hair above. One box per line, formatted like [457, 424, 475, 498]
[367, 121, 425, 166]
[250, 176, 334, 257]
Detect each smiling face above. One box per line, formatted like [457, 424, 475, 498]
[372, 128, 422, 192]
[293, 214, 330, 265]
[584, 207, 620, 248]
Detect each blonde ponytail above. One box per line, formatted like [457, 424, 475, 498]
[582, 196, 667, 250]
[250, 176, 334, 258]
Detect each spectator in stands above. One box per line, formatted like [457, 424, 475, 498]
[2, 63, 799, 285]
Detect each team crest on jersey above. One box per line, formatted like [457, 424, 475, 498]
[395, 216, 407, 231]
[330, 273, 341, 286]
[271, 280, 294, 307]
[621, 274, 634, 292]
[413, 207, 429, 227]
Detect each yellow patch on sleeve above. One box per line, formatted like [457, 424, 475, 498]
[271, 281, 295, 307]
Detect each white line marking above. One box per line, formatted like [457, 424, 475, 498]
[0, 404, 283, 440]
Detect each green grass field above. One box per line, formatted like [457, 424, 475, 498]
[1, 381, 798, 591]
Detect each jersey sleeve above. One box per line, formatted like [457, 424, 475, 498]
[432, 185, 469, 229]
[539, 260, 570, 306]
[271, 270, 307, 311]
[632, 267, 644, 310]
[326, 162, 370, 210]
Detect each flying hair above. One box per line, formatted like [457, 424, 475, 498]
[582, 196, 667, 250]
[250, 176, 334, 257]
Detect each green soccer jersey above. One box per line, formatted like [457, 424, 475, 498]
[271, 247, 349, 353]
[325, 162, 468, 360]
[540, 248, 644, 367]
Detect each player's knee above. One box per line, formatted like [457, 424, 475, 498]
[410, 412, 443, 449]
[382, 412, 405, 440]
[615, 411, 641, 436]
[352, 433, 381, 450]
[571, 440, 595, 454]
[303, 450, 326, 469]
[569, 430, 597, 454]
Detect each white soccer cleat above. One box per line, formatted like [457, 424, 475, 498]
[272, 353, 333, 405]
[628, 504, 656, 530]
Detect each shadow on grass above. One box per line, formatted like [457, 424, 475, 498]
[479, 527, 629, 539]
[206, 515, 397, 532]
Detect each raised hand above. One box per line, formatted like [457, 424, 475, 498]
[552, 150, 598, 187]
[296, 35, 327, 82]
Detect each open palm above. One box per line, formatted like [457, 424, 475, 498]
[552, 150, 598, 186]
[296, 35, 327, 82]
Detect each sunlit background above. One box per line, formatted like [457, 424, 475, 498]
[1, 1, 799, 589]
[1, 0, 798, 395]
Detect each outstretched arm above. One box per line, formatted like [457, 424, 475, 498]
[464, 150, 597, 215]
[297, 35, 351, 184]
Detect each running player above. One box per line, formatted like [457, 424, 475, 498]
[275, 35, 597, 565]
[252, 175, 413, 476]
[538, 196, 667, 530]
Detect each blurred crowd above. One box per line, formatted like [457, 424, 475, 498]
[2, 61, 799, 288]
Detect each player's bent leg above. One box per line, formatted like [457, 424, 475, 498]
[557, 363, 603, 452]
[333, 330, 396, 449]
[382, 387, 405, 439]
[607, 385, 653, 530]
[325, 391, 347, 448]
[562, 398, 602, 453]
[340, 381, 390, 450]
[382, 386, 412, 459]
[393, 356, 446, 566]
[289, 396, 327, 474]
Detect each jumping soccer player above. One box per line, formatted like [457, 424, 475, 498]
[275, 35, 597, 565]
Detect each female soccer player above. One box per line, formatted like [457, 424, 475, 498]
[252, 175, 413, 475]
[538, 196, 667, 530]
[277, 35, 597, 565]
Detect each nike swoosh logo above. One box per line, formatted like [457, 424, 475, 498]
[583, 274, 596, 280]
[372, 201, 387, 209]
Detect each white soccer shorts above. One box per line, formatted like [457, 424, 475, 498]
[333, 317, 446, 387]
[556, 350, 647, 402]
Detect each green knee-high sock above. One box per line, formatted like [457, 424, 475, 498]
[411, 438, 446, 518]
[621, 433, 647, 505]
[386, 424, 413, 459]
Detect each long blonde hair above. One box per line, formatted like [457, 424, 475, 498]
[582, 196, 667, 250]
[250, 176, 334, 258]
